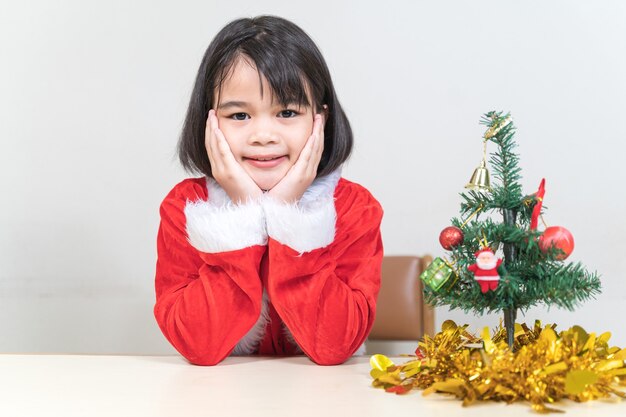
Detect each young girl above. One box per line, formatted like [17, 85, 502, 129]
[154, 16, 383, 366]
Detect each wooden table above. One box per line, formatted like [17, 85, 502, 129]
[1, 354, 624, 416]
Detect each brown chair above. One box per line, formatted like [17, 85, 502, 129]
[369, 255, 435, 342]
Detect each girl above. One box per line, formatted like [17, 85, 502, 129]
[154, 16, 383, 366]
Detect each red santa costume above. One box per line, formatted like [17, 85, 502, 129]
[467, 248, 503, 293]
[154, 170, 383, 366]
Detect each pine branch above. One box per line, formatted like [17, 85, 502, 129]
[428, 111, 602, 321]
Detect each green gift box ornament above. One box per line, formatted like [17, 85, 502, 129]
[420, 257, 458, 292]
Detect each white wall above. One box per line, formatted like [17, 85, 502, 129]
[1, 0, 625, 354]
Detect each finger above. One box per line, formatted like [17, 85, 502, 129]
[314, 114, 325, 156]
[207, 111, 225, 171]
[204, 109, 214, 147]
[205, 109, 214, 126]
[298, 131, 316, 166]
[307, 115, 323, 164]
[303, 115, 324, 177]
[205, 110, 217, 162]
[205, 109, 218, 140]
[213, 126, 236, 163]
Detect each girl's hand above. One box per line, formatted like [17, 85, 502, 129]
[268, 114, 325, 203]
[205, 110, 263, 204]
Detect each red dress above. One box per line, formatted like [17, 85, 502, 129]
[154, 171, 383, 366]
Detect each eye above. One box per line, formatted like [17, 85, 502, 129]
[229, 112, 250, 121]
[278, 109, 299, 118]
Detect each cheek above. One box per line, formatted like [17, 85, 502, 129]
[291, 120, 314, 152]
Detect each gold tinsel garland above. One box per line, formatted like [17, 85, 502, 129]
[370, 320, 626, 413]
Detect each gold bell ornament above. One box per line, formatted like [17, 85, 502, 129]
[465, 139, 492, 191]
[465, 114, 512, 191]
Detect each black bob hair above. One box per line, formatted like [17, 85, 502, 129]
[177, 15, 353, 178]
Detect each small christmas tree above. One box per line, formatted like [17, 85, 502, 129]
[420, 111, 601, 348]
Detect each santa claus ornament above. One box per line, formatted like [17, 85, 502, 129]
[467, 247, 503, 293]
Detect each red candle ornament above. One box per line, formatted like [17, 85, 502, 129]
[439, 226, 464, 250]
[539, 226, 575, 260]
[530, 178, 546, 230]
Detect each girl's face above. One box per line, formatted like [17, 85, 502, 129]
[214, 58, 315, 191]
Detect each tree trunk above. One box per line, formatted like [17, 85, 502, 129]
[502, 209, 518, 349]
[503, 308, 517, 349]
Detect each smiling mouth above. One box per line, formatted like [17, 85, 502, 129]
[248, 156, 281, 161]
[244, 155, 287, 168]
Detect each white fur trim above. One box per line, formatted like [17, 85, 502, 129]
[299, 170, 341, 206]
[263, 170, 340, 254]
[232, 290, 270, 355]
[184, 178, 267, 253]
[263, 198, 335, 253]
[205, 177, 231, 206]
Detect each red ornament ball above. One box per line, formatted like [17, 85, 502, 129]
[439, 226, 464, 250]
[539, 226, 575, 260]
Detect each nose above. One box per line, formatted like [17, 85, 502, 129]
[248, 116, 279, 145]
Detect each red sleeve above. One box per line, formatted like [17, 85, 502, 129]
[153, 179, 265, 366]
[467, 264, 478, 273]
[265, 181, 383, 365]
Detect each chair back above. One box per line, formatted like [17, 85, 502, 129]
[369, 255, 434, 340]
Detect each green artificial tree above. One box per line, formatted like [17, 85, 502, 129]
[420, 111, 602, 348]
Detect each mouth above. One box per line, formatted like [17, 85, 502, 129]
[243, 155, 287, 168]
